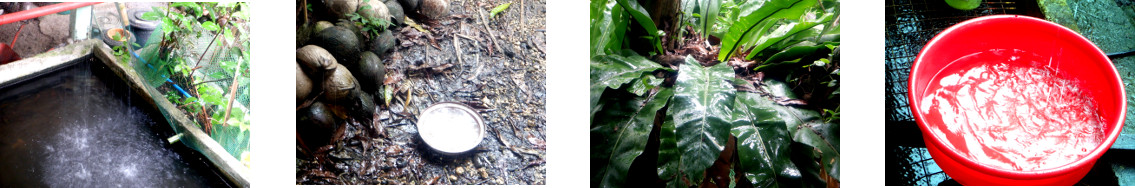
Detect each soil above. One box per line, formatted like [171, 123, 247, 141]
[296, 0, 546, 185]
[0, 13, 69, 58]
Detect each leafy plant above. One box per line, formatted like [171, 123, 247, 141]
[590, 0, 839, 187]
[718, 0, 837, 61]
[350, 0, 392, 37]
[590, 50, 669, 122]
[590, 0, 664, 57]
[684, 0, 720, 38]
[140, 2, 252, 166]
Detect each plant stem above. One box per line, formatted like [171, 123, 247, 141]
[221, 61, 242, 127]
[158, 3, 171, 50]
[190, 27, 222, 77]
[302, 0, 308, 24]
[194, 77, 233, 86]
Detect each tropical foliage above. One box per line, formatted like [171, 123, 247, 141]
[590, 0, 839, 187]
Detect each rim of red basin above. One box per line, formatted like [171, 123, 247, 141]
[908, 15, 1126, 180]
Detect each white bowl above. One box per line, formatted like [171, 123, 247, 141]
[416, 102, 485, 154]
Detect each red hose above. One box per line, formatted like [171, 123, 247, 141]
[0, 2, 101, 26]
[11, 22, 24, 47]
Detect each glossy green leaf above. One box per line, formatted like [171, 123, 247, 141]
[656, 119, 681, 187]
[687, 0, 719, 37]
[669, 56, 735, 183]
[705, 0, 720, 38]
[490, 3, 512, 18]
[765, 42, 838, 64]
[718, 0, 821, 61]
[755, 42, 836, 72]
[732, 90, 801, 187]
[743, 14, 833, 60]
[628, 75, 663, 97]
[590, 51, 668, 122]
[590, 0, 628, 57]
[594, 88, 674, 188]
[762, 78, 840, 182]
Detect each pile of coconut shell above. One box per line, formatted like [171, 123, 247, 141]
[296, 0, 448, 151]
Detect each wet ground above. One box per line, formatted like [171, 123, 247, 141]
[0, 59, 231, 187]
[296, 0, 546, 185]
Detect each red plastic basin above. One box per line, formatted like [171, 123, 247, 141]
[908, 15, 1126, 185]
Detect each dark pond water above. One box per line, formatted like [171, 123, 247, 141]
[0, 58, 231, 187]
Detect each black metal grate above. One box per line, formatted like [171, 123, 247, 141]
[884, 0, 1035, 185]
[885, 0, 1022, 122]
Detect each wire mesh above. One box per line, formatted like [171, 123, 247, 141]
[885, 0, 1020, 122]
[136, 18, 251, 164]
[884, 0, 1029, 185]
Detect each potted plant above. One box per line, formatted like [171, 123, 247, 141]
[103, 27, 134, 47]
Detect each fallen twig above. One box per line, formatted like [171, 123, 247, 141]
[455, 34, 485, 53]
[453, 32, 463, 66]
[521, 0, 525, 27]
[477, 9, 501, 56]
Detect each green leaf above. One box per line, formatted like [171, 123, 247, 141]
[731, 91, 801, 187]
[668, 56, 735, 183]
[201, 21, 220, 31]
[223, 28, 235, 43]
[755, 42, 836, 72]
[718, 0, 822, 61]
[593, 88, 674, 188]
[698, 0, 720, 38]
[141, 11, 162, 21]
[656, 119, 681, 186]
[590, 51, 668, 122]
[627, 75, 663, 97]
[383, 86, 394, 106]
[744, 14, 834, 60]
[762, 78, 840, 182]
[490, 3, 512, 18]
[171, 2, 203, 17]
[197, 84, 225, 106]
[614, 0, 662, 54]
[590, 0, 628, 57]
[161, 18, 175, 35]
